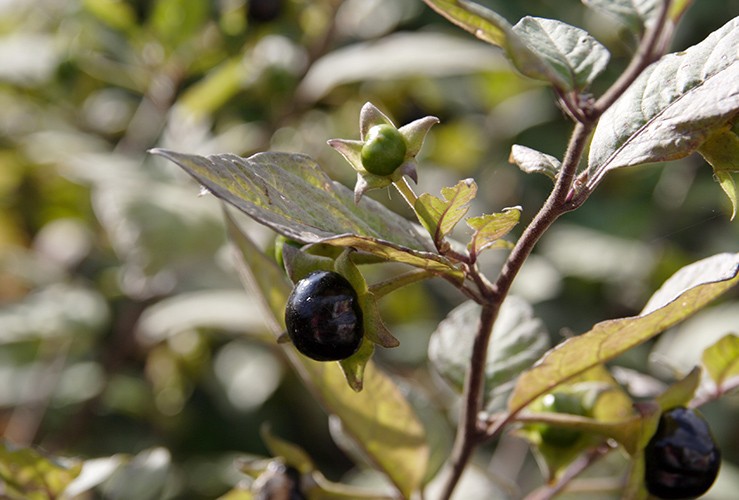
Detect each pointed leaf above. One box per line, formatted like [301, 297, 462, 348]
[581, 0, 662, 34]
[587, 18, 739, 187]
[415, 179, 477, 246]
[702, 333, 739, 393]
[226, 216, 429, 498]
[150, 149, 435, 252]
[699, 127, 739, 219]
[466, 207, 521, 257]
[509, 144, 560, 180]
[422, 0, 510, 47]
[428, 297, 549, 410]
[508, 253, 739, 415]
[655, 366, 702, 410]
[511, 17, 610, 90]
[422, 0, 561, 88]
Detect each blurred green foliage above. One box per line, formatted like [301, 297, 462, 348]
[0, 0, 737, 498]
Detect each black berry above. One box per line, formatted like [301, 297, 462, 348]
[285, 271, 363, 361]
[644, 407, 721, 499]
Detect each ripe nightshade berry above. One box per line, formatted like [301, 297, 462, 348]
[644, 407, 721, 499]
[361, 124, 407, 176]
[285, 271, 363, 361]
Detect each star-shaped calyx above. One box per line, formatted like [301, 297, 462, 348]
[327, 102, 439, 203]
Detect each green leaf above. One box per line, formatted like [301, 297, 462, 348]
[422, 0, 510, 47]
[226, 215, 429, 498]
[150, 150, 445, 264]
[655, 367, 702, 410]
[508, 252, 739, 416]
[587, 18, 739, 187]
[428, 297, 549, 410]
[178, 59, 247, 119]
[511, 17, 610, 90]
[0, 442, 82, 499]
[581, 0, 662, 35]
[466, 207, 521, 258]
[702, 333, 739, 394]
[83, 0, 138, 32]
[699, 127, 739, 219]
[415, 179, 477, 246]
[150, 0, 210, 48]
[422, 0, 561, 89]
[508, 144, 560, 180]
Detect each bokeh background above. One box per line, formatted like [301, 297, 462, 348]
[1, 0, 738, 498]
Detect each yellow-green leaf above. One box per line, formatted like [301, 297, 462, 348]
[699, 127, 739, 220]
[508, 253, 739, 416]
[702, 333, 739, 391]
[466, 206, 521, 257]
[415, 179, 477, 246]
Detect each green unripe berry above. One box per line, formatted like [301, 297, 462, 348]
[361, 124, 407, 176]
[534, 392, 586, 448]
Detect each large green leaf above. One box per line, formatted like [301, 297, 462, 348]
[428, 297, 549, 410]
[511, 17, 610, 91]
[508, 252, 739, 414]
[587, 18, 739, 187]
[150, 150, 462, 277]
[225, 213, 429, 498]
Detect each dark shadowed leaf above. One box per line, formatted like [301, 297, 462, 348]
[428, 297, 549, 410]
[511, 17, 610, 90]
[587, 18, 739, 188]
[509, 144, 560, 180]
[225, 214, 429, 498]
[415, 179, 477, 246]
[508, 253, 739, 415]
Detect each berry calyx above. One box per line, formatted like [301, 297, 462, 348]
[644, 407, 721, 499]
[284, 271, 363, 361]
[361, 124, 407, 176]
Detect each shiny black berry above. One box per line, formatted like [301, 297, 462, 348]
[644, 407, 721, 499]
[285, 271, 363, 361]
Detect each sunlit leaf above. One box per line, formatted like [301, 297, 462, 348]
[422, 0, 562, 88]
[699, 127, 739, 219]
[177, 59, 246, 119]
[415, 179, 477, 246]
[150, 150, 443, 267]
[511, 17, 610, 90]
[508, 252, 739, 415]
[466, 207, 521, 258]
[428, 297, 549, 410]
[508, 144, 560, 180]
[702, 333, 739, 394]
[422, 0, 510, 47]
[0, 442, 82, 499]
[226, 215, 429, 498]
[587, 18, 739, 188]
